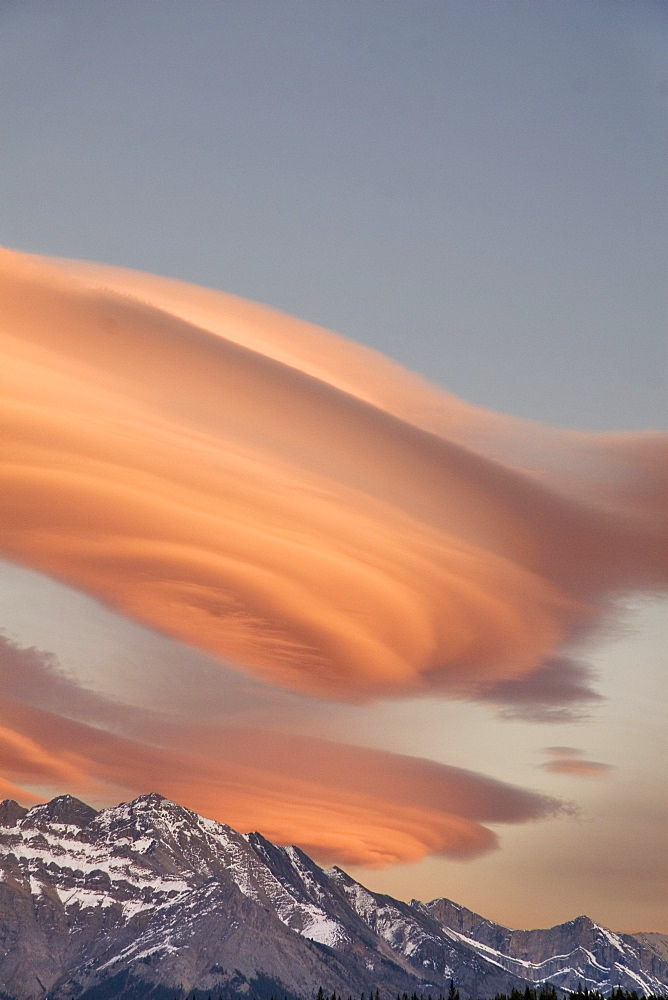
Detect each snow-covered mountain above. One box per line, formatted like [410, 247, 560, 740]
[0, 794, 665, 1000]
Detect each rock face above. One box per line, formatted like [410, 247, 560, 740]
[0, 794, 665, 1000]
[426, 899, 668, 995]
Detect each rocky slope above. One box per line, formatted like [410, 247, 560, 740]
[426, 899, 668, 995]
[0, 794, 665, 1000]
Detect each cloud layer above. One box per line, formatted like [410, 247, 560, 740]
[2, 249, 665, 709]
[0, 635, 563, 866]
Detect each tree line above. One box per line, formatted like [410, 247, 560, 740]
[195, 983, 668, 1000]
[220, 983, 668, 1000]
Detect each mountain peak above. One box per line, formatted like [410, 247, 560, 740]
[24, 794, 98, 829]
[133, 791, 168, 805]
[0, 798, 29, 827]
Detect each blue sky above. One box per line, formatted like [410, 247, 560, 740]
[2, 0, 665, 429]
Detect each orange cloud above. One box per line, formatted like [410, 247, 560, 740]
[0, 724, 86, 786]
[0, 637, 563, 867]
[0, 777, 40, 805]
[1, 249, 666, 711]
[0, 696, 550, 867]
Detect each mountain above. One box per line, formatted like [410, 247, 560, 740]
[0, 794, 665, 1000]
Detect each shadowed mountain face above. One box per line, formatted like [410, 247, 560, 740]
[0, 794, 666, 1000]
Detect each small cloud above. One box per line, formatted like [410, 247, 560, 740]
[539, 746, 614, 778]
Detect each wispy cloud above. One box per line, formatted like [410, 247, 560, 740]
[475, 658, 604, 722]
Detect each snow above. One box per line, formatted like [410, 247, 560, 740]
[596, 926, 628, 954]
[57, 887, 109, 909]
[0, 802, 192, 922]
[97, 939, 180, 972]
[300, 912, 343, 947]
[3, 798, 349, 951]
[443, 926, 583, 971]
[581, 948, 611, 972]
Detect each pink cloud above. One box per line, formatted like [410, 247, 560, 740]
[539, 746, 615, 778]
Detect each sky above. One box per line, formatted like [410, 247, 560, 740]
[0, 0, 666, 934]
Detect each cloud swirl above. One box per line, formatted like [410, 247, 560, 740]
[1, 249, 666, 708]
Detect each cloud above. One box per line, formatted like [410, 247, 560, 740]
[539, 746, 615, 778]
[475, 658, 604, 722]
[1, 248, 666, 714]
[0, 631, 161, 735]
[0, 638, 564, 867]
[0, 777, 40, 805]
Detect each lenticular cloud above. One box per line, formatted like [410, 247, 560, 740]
[1, 249, 666, 704]
[0, 634, 562, 866]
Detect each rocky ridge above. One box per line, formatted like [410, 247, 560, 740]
[0, 794, 666, 1000]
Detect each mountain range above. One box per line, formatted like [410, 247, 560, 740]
[1, 794, 666, 1000]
